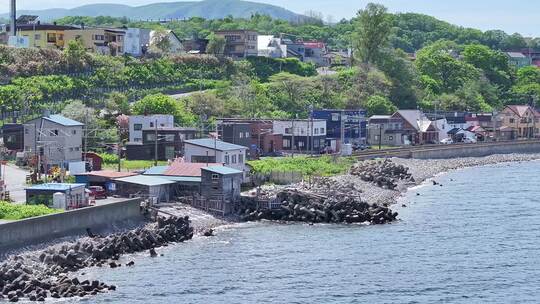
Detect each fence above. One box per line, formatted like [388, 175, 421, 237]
[183, 195, 231, 216]
[251, 171, 304, 185]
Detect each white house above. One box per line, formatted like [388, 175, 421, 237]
[128, 115, 174, 143]
[257, 35, 286, 58]
[150, 30, 184, 53]
[273, 119, 327, 152]
[124, 28, 151, 57]
[183, 139, 248, 174]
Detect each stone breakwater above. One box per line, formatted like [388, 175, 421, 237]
[0, 216, 193, 302]
[350, 159, 413, 190]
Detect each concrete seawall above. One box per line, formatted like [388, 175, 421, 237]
[411, 141, 540, 159]
[0, 198, 144, 250]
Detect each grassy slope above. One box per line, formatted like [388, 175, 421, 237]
[248, 156, 356, 177]
[0, 202, 62, 220]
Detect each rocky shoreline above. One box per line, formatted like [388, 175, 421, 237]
[0, 216, 193, 302]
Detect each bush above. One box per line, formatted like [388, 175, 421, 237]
[248, 156, 355, 177]
[98, 153, 119, 164]
[245, 57, 317, 81]
[0, 201, 62, 220]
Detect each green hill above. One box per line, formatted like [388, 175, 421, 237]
[1, 0, 305, 22]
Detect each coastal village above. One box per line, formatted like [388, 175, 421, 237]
[0, 0, 540, 302]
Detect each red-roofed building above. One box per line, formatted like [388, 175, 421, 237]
[164, 160, 223, 177]
[303, 41, 328, 67]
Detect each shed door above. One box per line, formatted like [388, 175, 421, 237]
[165, 146, 175, 160]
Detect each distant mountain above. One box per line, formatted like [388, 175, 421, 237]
[0, 0, 305, 22]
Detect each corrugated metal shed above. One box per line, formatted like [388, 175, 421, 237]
[202, 166, 243, 175]
[44, 115, 84, 127]
[184, 139, 248, 151]
[144, 166, 169, 175]
[115, 175, 175, 186]
[26, 183, 86, 191]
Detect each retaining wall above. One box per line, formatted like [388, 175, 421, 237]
[411, 141, 540, 159]
[0, 198, 143, 249]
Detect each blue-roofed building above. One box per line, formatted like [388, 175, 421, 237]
[184, 139, 248, 176]
[24, 112, 84, 170]
[312, 109, 367, 150]
[200, 166, 243, 215]
[114, 175, 175, 203]
[25, 183, 87, 209]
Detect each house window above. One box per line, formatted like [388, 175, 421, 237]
[245, 132, 250, 138]
[72, 130, 77, 135]
[388, 136, 394, 141]
[165, 134, 174, 142]
[25, 128, 29, 134]
[69, 148, 74, 152]
[283, 139, 291, 148]
[134, 138, 142, 142]
[239, 154, 244, 164]
[47, 33, 56, 43]
[314, 128, 319, 135]
[509, 118, 515, 124]
[134, 124, 143, 131]
[34, 34, 41, 40]
[224, 155, 230, 164]
[146, 134, 156, 141]
[331, 113, 340, 121]
[298, 141, 305, 147]
[212, 174, 219, 180]
[239, 132, 244, 139]
[285, 128, 292, 135]
[320, 128, 325, 134]
[232, 155, 237, 164]
[75, 147, 80, 151]
[52, 130, 59, 136]
[150, 122, 154, 128]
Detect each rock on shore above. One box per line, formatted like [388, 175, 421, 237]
[0, 216, 193, 302]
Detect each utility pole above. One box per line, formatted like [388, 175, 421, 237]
[117, 128, 121, 172]
[83, 109, 88, 163]
[378, 125, 382, 150]
[10, 0, 16, 37]
[154, 119, 158, 166]
[340, 111, 345, 153]
[291, 118, 295, 158]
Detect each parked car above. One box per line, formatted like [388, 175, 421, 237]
[440, 138, 453, 145]
[462, 137, 477, 144]
[88, 186, 107, 199]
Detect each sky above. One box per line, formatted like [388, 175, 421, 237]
[1, 0, 538, 36]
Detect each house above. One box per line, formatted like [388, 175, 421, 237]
[324, 50, 352, 67]
[150, 30, 183, 53]
[272, 119, 327, 153]
[217, 122, 252, 155]
[114, 175, 175, 203]
[23, 114, 84, 170]
[64, 28, 126, 56]
[466, 125, 488, 141]
[214, 30, 258, 58]
[25, 183, 87, 209]
[443, 112, 472, 130]
[312, 109, 367, 148]
[74, 170, 138, 193]
[143, 160, 223, 196]
[447, 128, 476, 142]
[497, 105, 539, 139]
[280, 38, 305, 60]
[426, 114, 451, 142]
[181, 38, 208, 54]
[216, 119, 283, 157]
[257, 35, 285, 58]
[389, 110, 440, 145]
[1, 123, 24, 151]
[200, 166, 243, 215]
[128, 115, 174, 143]
[367, 115, 407, 146]
[83, 152, 103, 171]
[126, 127, 198, 161]
[6, 21, 77, 49]
[183, 139, 248, 173]
[303, 41, 328, 66]
[124, 27, 151, 56]
[506, 52, 530, 68]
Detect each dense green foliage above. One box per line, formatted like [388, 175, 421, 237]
[248, 156, 355, 177]
[0, 201, 62, 220]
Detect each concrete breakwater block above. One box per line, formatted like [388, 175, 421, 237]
[0, 215, 194, 302]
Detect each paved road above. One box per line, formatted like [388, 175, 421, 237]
[2, 164, 29, 203]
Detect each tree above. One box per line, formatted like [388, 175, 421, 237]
[206, 33, 226, 56]
[186, 92, 225, 118]
[462, 44, 512, 89]
[513, 66, 540, 105]
[353, 3, 392, 65]
[150, 29, 172, 54]
[365, 95, 397, 116]
[346, 67, 392, 109]
[64, 38, 87, 70]
[132, 93, 196, 126]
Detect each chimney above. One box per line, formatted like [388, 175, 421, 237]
[9, 0, 16, 37]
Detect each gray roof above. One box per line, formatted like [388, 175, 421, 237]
[184, 139, 248, 151]
[115, 175, 175, 186]
[44, 115, 84, 127]
[506, 52, 526, 58]
[202, 166, 243, 175]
